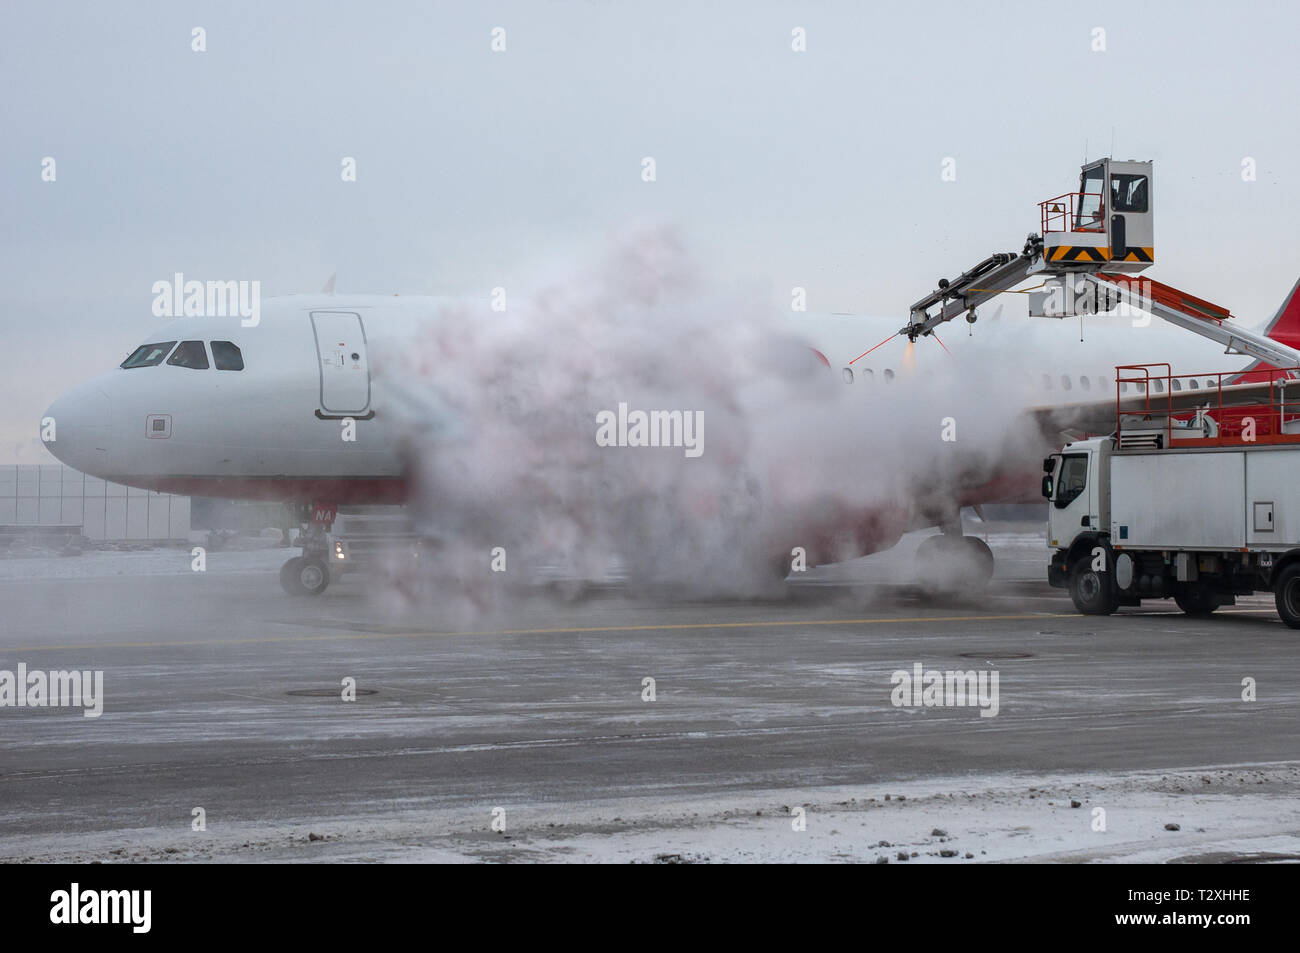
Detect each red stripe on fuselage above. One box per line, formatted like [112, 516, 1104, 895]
[115, 474, 411, 504]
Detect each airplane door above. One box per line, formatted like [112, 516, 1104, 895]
[310, 311, 371, 415]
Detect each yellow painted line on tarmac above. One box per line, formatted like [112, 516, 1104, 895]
[6, 612, 1075, 654]
[1138, 608, 1277, 616]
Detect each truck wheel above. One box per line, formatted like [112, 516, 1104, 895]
[1274, 564, 1300, 629]
[1173, 586, 1220, 617]
[1069, 560, 1116, 615]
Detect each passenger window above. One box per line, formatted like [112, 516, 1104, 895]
[883, 368, 895, 383]
[842, 367, 854, 384]
[861, 368, 873, 383]
[1042, 374, 1052, 390]
[167, 340, 209, 369]
[1055, 455, 1088, 509]
[1099, 376, 1109, 392]
[1061, 374, 1072, 391]
[1080, 375, 1091, 391]
[1189, 379, 1199, 390]
[1154, 379, 1165, 393]
[1171, 378, 1182, 391]
[211, 341, 244, 371]
[121, 341, 177, 369]
[1120, 381, 1129, 393]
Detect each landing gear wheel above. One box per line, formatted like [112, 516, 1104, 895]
[915, 535, 995, 595]
[960, 536, 995, 586]
[297, 556, 330, 596]
[280, 555, 329, 596]
[768, 552, 793, 583]
[1273, 564, 1300, 629]
[1174, 585, 1221, 617]
[280, 556, 305, 595]
[1069, 559, 1116, 615]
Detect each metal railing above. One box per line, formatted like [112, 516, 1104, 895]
[1115, 363, 1300, 448]
[1039, 192, 1107, 234]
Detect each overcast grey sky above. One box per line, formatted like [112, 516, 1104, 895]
[4, 0, 1298, 462]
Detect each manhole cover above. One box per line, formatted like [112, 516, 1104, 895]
[957, 652, 1033, 660]
[286, 688, 379, 698]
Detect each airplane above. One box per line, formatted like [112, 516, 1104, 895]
[41, 276, 1300, 596]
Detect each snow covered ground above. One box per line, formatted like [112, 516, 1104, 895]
[2, 763, 1296, 864]
[0, 524, 1048, 584]
[4, 523, 1295, 865]
[0, 546, 287, 580]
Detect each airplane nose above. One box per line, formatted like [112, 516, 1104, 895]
[43, 385, 112, 476]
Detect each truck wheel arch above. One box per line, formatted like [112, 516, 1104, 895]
[1066, 533, 1111, 571]
[1268, 549, 1300, 589]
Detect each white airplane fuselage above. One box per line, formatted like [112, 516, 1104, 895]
[42, 292, 1262, 562]
[45, 296, 417, 503]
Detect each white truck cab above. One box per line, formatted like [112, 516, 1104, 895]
[1046, 436, 1111, 548]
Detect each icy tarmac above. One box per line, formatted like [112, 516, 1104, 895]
[1, 529, 1298, 863]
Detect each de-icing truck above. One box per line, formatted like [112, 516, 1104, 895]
[1045, 364, 1300, 627]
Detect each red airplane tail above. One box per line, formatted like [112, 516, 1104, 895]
[1263, 276, 1300, 350]
[1227, 277, 1300, 384]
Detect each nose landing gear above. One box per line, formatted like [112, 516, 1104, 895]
[279, 502, 336, 596]
[280, 554, 330, 596]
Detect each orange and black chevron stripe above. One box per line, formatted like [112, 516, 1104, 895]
[1045, 246, 1154, 263]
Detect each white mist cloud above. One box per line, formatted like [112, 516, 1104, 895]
[376, 226, 1041, 606]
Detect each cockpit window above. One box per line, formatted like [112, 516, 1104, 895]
[121, 341, 177, 368]
[211, 341, 244, 371]
[166, 340, 209, 369]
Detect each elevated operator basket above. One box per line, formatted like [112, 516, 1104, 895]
[1039, 158, 1153, 273]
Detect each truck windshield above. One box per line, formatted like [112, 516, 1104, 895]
[1055, 454, 1088, 508]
